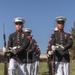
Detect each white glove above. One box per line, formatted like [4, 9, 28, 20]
[60, 45, 65, 50]
[51, 45, 59, 51]
[56, 44, 65, 50]
[48, 51, 54, 55]
[9, 47, 17, 54]
[2, 47, 8, 52]
[59, 45, 65, 50]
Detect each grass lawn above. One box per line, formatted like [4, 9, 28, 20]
[0, 62, 75, 75]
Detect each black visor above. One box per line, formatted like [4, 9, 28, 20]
[57, 21, 65, 24]
[15, 22, 23, 25]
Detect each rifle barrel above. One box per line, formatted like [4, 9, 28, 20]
[3, 24, 8, 75]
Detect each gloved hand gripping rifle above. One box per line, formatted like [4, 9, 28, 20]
[48, 33, 56, 75]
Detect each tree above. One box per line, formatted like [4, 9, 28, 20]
[70, 22, 75, 49]
[70, 21, 75, 60]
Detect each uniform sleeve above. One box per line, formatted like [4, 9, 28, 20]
[8, 34, 13, 47]
[47, 33, 55, 53]
[38, 48, 41, 56]
[64, 34, 73, 50]
[36, 47, 41, 56]
[31, 39, 37, 52]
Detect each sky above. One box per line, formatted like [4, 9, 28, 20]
[0, 0, 75, 54]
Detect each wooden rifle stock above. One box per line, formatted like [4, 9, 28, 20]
[52, 52, 55, 75]
[48, 55, 52, 75]
[3, 24, 8, 75]
[48, 54, 55, 75]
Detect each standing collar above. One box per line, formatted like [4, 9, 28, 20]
[16, 30, 23, 34]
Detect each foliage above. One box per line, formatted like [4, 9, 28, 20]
[70, 22, 75, 49]
[70, 22, 75, 59]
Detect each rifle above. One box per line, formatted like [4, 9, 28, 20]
[47, 55, 52, 75]
[48, 34, 56, 75]
[3, 24, 8, 75]
[26, 38, 32, 63]
[51, 32, 56, 75]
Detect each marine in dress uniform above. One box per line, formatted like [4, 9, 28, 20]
[23, 28, 38, 75]
[47, 16, 73, 75]
[7, 17, 30, 75]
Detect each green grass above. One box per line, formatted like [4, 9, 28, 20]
[0, 63, 4, 75]
[0, 62, 75, 75]
[70, 61, 75, 75]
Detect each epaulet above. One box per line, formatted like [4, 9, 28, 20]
[27, 35, 32, 40]
[9, 31, 16, 36]
[64, 32, 72, 39]
[64, 32, 71, 36]
[51, 33, 55, 38]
